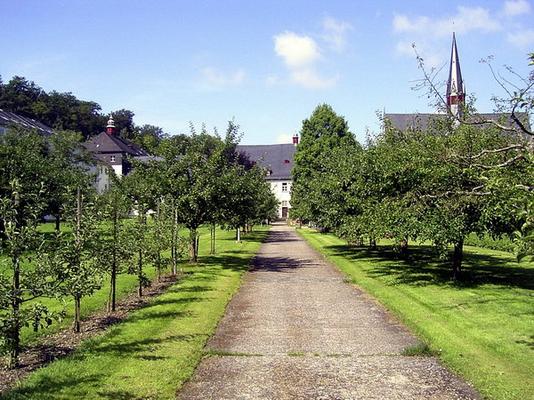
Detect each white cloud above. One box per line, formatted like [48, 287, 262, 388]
[276, 133, 292, 144]
[200, 67, 245, 88]
[273, 30, 337, 89]
[274, 32, 320, 67]
[393, 6, 501, 37]
[507, 29, 534, 48]
[503, 0, 531, 16]
[322, 16, 353, 52]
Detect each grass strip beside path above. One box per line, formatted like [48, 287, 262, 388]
[298, 228, 534, 400]
[4, 227, 268, 400]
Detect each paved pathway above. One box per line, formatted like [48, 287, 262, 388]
[178, 224, 480, 400]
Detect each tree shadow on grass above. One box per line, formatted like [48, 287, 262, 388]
[126, 310, 193, 324]
[4, 373, 106, 400]
[325, 244, 534, 290]
[516, 335, 534, 350]
[87, 334, 203, 356]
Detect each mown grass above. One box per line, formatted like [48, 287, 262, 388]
[298, 228, 534, 400]
[3, 226, 268, 399]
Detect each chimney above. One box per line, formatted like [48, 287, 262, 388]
[292, 134, 299, 145]
[106, 115, 115, 135]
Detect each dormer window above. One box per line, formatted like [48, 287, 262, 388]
[110, 155, 116, 163]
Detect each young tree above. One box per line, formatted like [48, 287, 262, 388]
[0, 180, 62, 367]
[0, 128, 68, 367]
[49, 186, 103, 333]
[122, 160, 161, 295]
[96, 177, 133, 311]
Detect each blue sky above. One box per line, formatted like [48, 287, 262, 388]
[1, 0, 532, 144]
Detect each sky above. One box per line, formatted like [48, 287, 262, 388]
[1, 0, 532, 144]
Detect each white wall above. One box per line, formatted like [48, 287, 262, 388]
[270, 180, 292, 218]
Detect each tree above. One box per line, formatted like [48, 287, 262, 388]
[110, 109, 135, 138]
[0, 128, 63, 368]
[171, 130, 222, 262]
[146, 199, 172, 281]
[291, 104, 357, 226]
[97, 177, 133, 311]
[410, 47, 533, 272]
[44, 130, 92, 231]
[48, 186, 102, 333]
[122, 160, 161, 295]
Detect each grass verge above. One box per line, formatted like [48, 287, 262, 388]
[298, 228, 534, 400]
[3, 226, 268, 400]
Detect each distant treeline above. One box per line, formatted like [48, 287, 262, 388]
[0, 75, 166, 152]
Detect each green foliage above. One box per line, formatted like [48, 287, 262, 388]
[46, 188, 103, 333]
[0, 129, 67, 367]
[0, 75, 169, 142]
[291, 104, 358, 225]
[464, 233, 515, 253]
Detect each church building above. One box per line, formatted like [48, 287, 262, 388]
[384, 33, 525, 132]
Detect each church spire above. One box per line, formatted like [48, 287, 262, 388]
[446, 32, 465, 120]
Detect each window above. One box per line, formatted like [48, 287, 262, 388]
[110, 155, 116, 163]
[282, 182, 288, 192]
[281, 200, 288, 207]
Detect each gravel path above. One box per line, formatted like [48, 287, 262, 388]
[177, 224, 480, 400]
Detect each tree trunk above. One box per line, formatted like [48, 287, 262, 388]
[110, 204, 118, 312]
[189, 228, 198, 263]
[452, 239, 464, 280]
[399, 237, 408, 256]
[210, 223, 216, 255]
[138, 212, 145, 296]
[55, 213, 61, 232]
[138, 248, 143, 296]
[236, 227, 241, 242]
[369, 237, 377, 249]
[171, 204, 178, 275]
[9, 252, 21, 369]
[73, 295, 81, 333]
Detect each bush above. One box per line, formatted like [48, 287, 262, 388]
[464, 233, 515, 253]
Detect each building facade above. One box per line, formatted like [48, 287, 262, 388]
[237, 136, 298, 219]
[83, 116, 151, 192]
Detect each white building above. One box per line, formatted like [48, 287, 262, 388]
[83, 116, 154, 192]
[237, 135, 298, 219]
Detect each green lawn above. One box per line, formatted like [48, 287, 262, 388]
[298, 228, 534, 400]
[3, 226, 268, 400]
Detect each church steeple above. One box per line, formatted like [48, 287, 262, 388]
[446, 32, 465, 120]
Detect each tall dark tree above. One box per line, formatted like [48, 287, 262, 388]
[291, 104, 357, 226]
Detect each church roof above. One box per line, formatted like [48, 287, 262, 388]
[237, 143, 295, 180]
[84, 131, 148, 157]
[384, 112, 530, 132]
[0, 108, 53, 135]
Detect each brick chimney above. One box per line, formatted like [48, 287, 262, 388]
[292, 134, 299, 145]
[106, 115, 115, 135]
